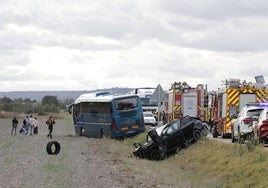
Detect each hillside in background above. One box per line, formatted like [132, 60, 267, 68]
[0, 87, 133, 101]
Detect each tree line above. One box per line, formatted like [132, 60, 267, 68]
[0, 95, 74, 115]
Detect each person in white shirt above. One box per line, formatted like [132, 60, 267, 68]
[34, 117, 39, 134]
[28, 115, 35, 136]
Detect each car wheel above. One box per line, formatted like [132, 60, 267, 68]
[150, 150, 162, 161]
[238, 134, 245, 144]
[193, 130, 202, 142]
[246, 133, 254, 141]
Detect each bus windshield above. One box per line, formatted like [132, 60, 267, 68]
[114, 97, 138, 111]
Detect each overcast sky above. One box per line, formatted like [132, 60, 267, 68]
[1, 0, 268, 92]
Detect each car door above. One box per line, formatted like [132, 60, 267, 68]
[178, 116, 195, 140]
[161, 120, 185, 151]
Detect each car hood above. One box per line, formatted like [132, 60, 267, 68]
[147, 128, 164, 146]
[155, 125, 166, 136]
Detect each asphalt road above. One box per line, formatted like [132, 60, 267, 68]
[206, 132, 232, 144]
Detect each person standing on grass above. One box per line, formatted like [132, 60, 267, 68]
[28, 115, 35, 136]
[46, 116, 55, 139]
[11, 117, 19, 135]
[33, 117, 39, 134]
[23, 115, 30, 134]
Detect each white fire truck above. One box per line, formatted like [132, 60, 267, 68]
[167, 82, 208, 122]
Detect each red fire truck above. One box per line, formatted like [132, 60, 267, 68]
[210, 79, 268, 138]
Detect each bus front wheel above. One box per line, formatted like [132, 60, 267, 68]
[75, 127, 83, 136]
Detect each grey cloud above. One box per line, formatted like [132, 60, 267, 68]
[1, 0, 268, 91]
[2, 0, 268, 53]
[0, 52, 29, 67]
[158, 0, 268, 20]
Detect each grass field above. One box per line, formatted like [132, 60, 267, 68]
[121, 133, 268, 188]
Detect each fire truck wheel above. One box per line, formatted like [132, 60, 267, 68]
[231, 134, 235, 143]
[212, 124, 218, 138]
[193, 130, 202, 142]
[46, 141, 61, 155]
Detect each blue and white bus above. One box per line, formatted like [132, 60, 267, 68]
[68, 91, 145, 138]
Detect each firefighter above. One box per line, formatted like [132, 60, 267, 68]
[162, 111, 167, 125]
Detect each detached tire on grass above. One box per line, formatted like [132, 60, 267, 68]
[46, 141, 61, 155]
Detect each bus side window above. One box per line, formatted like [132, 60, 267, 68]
[91, 110, 98, 113]
[117, 103, 124, 110]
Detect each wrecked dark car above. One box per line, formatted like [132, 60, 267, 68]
[133, 116, 209, 160]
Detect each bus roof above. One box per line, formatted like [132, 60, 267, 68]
[127, 87, 156, 97]
[74, 91, 138, 104]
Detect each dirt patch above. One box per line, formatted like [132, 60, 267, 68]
[0, 117, 216, 188]
[0, 117, 160, 188]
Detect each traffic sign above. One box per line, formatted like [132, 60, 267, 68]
[149, 84, 166, 103]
